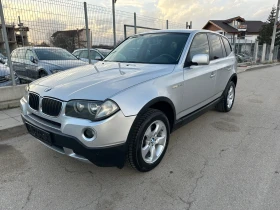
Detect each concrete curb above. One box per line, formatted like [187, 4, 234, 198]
[238, 63, 280, 74]
[0, 124, 27, 142]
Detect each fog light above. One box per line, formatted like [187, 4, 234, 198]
[83, 128, 95, 139]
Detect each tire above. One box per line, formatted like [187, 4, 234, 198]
[39, 71, 48, 78]
[216, 81, 236, 112]
[127, 108, 170, 172]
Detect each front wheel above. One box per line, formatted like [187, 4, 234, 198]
[216, 81, 236, 112]
[127, 109, 170, 172]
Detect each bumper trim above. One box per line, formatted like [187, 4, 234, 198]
[22, 115, 127, 168]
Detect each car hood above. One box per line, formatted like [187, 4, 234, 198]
[30, 62, 175, 101]
[0, 64, 10, 75]
[39, 60, 86, 70]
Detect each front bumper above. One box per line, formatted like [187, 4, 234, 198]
[20, 96, 136, 167]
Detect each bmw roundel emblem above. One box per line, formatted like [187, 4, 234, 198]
[44, 87, 52, 92]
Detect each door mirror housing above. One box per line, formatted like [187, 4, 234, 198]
[30, 56, 38, 64]
[95, 55, 102, 61]
[191, 54, 209, 65]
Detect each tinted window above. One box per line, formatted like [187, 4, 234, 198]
[79, 50, 88, 59]
[222, 37, 232, 56]
[220, 37, 226, 57]
[17, 49, 26, 59]
[105, 33, 190, 64]
[25, 50, 34, 60]
[90, 51, 99, 59]
[208, 34, 224, 60]
[35, 48, 77, 60]
[186, 33, 209, 66]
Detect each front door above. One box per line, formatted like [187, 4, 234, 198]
[179, 33, 217, 118]
[24, 49, 38, 80]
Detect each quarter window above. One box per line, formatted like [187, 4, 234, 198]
[208, 34, 224, 60]
[185, 33, 210, 67]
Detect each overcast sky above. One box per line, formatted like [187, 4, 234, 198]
[83, 0, 277, 28]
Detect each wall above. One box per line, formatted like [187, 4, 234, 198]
[0, 85, 26, 110]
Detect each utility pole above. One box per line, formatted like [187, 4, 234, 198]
[269, 0, 280, 62]
[18, 16, 24, 46]
[112, 0, 117, 47]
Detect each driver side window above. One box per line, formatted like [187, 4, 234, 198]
[25, 50, 35, 61]
[185, 33, 209, 67]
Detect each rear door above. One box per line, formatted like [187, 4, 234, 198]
[181, 33, 217, 117]
[11, 49, 27, 78]
[207, 33, 231, 96]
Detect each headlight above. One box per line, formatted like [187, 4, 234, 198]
[50, 69, 62, 74]
[65, 100, 119, 121]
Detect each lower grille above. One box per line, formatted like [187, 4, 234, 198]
[42, 98, 62, 117]
[29, 93, 40, 110]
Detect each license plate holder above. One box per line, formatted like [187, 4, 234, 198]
[26, 123, 52, 146]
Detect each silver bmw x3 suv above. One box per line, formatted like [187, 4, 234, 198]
[21, 30, 237, 172]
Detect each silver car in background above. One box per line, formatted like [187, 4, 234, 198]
[21, 30, 237, 172]
[72, 48, 111, 64]
[11, 47, 86, 82]
[0, 64, 19, 87]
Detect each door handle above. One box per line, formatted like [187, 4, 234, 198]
[210, 72, 215, 78]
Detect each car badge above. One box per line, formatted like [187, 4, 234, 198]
[44, 87, 52, 92]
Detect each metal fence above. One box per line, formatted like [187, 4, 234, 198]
[0, 0, 190, 86]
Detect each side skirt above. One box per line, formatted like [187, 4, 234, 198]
[172, 97, 222, 132]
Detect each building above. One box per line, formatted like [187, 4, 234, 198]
[51, 28, 89, 52]
[0, 25, 29, 55]
[203, 16, 264, 44]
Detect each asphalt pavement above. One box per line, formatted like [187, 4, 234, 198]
[1, 65, 280, 210]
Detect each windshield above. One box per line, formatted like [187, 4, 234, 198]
[35, 48, 78, 60]
[104, 33, 190, 64]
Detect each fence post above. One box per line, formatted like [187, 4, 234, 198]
[254, 41, 259, 63]
[112, 0, 116, 47]
[84, 2, 91, 64]
[261, 43, 266, 63]
[186, 22, 188, 29]
[134, 12, 137, 34]
[0, 0, 15, 86]
[190, 21, 192, 29]
[124, 25, 127, 39]
[166, 20, 168, 29]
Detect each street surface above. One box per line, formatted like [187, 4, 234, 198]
[1, 65, 280, 210]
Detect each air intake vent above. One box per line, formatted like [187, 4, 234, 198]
[29, 93, 40, 110]
[42, 98, 62, 117]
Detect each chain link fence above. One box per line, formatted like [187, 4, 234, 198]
[0, 0, 190, 87]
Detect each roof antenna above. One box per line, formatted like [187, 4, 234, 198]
[118, 63, 125, 75]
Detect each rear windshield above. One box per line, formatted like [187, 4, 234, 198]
[104, 33, 190, 64]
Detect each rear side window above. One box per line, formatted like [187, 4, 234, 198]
[17, 49, 26, 59]
[222, 37, 232, 56]
[80, 50, 89, 59]
[208, 34, 224, 60]
[185, 33, 210, 66]
[73, 51, 81, 57]
[11, 50, 18, 58]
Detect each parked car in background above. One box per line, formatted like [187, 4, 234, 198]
[0, 53, 7, 64]
[96, 48, 111, 57]
[21, 30, 237, 172]
[72, 48, 111, 64]
[11, 47, 87, 82]
[0, 64, 19, 87]
[236, 53, 252, 63]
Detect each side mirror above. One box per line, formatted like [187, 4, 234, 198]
[30, 56, 38, 64]
[191, 54, 209, 65]
[95, 55, 102, 61]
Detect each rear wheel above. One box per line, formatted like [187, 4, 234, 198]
[127, 109, 170, 172]
[216, 81, 235, 112]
